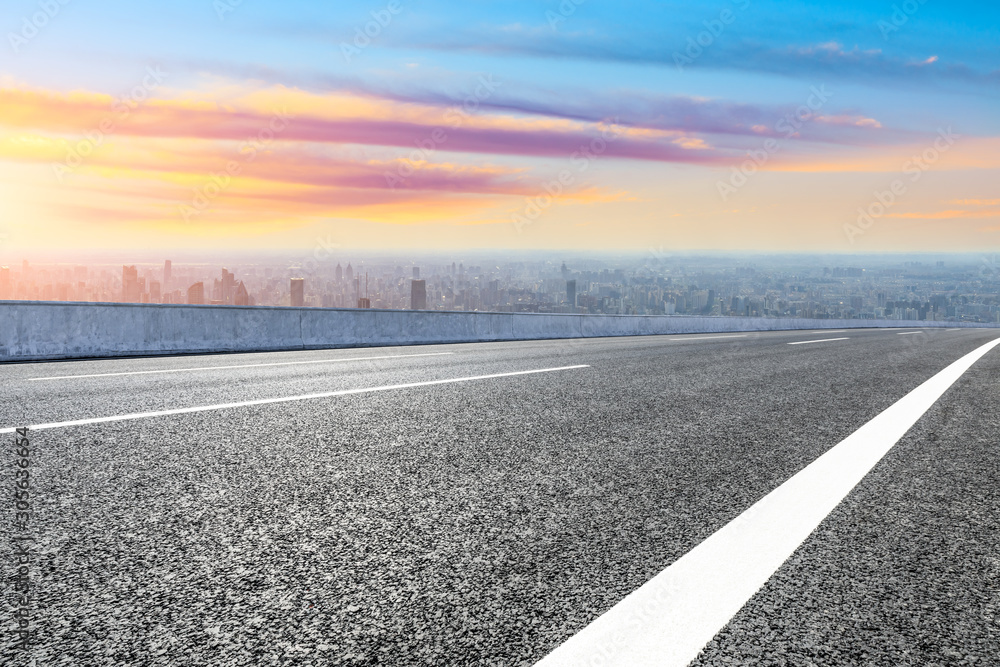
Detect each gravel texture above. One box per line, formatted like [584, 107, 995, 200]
[2, 328, 997, 665]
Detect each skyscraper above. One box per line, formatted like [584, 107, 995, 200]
[335, 263, 343, 282]
[345, 263, 353, 284]
[0, 266, 10, 300]
[163, 260, 172, 287]
[122, 265, 140, 303]
[411, 279, 427, 310]
[221, 268, 236, 304]
[234, 281, 250, 306]
[187, 282, 204, 305]
[290, 278, 305, 307]
[413, 266, 420, 279]
[566, 279, 577, 309]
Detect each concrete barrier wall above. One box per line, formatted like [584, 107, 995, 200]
[0, 300, 995, 362]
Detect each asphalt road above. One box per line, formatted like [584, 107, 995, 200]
[2, 327, 998, 666]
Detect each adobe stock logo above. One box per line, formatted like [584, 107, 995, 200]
[546, 0, 587, 30]
[511, 120, 630, 233]
[844, 127, 959, 244]
[8, 0, 73, 54]
[877, 0, 930, 40]
[53, 67, 168, 183]
[383, 75, 502, 189]
[673, 0, 751, 72]
[717, 85, 832, 201]
[340, 1, 404, 62]
[179, 109, 294, 222]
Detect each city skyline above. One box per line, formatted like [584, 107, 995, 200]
[1, 1, 999, 255]
[3, 252, 997, 324]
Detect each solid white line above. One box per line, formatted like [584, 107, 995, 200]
[810, 330, 847, 334]
[787, 337, 850, 345]
[534, 336, 1000, 667]
[897, 332, 923, 336]
[945, 328, 963, 332]
[1, 365, 590, 434]
[668, 335, 748, 341]
[26, 352, 456, 381]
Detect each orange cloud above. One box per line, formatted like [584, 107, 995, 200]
[766, 137, 1000, 172]
[886, 209, 1000, 219]
[0, 86, 730, 165]
[949, 199, 1000, 206]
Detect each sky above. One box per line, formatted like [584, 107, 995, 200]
[1, 0, 998, 256]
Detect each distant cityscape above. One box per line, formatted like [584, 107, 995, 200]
[1, 254, 999, 323]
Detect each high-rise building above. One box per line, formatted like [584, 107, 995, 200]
[163, 260, 172, 287]
[290, 278, 305, 307]
[221, 268, 236, 304]
[345, 263, 354, 284]
[234, 281, 250, 306]
[412, 266, 420, 279]
[122, 265, 140, 303]
[187, 282, 204, 305]
[0, 266, 10, 300]
[566, 279, 577, 308]
[149, 281, 161, 303]
[335, 263, 343, 282]
[411, 279, 427, 310]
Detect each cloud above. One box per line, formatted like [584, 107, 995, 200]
[949, 199, 1000, 206]
[886, 210, 1000, 219]
[0, 85, 673, 233]
[0, 134, 539, 197]
[161, 58, 911, 148]
[0, 87, 733, 166]
[407, 30, 1000, 90]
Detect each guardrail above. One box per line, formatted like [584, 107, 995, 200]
[0, 300, 994, 362]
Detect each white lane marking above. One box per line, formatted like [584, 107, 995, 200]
[946, 328, 963, 332]
[787, 337, 850, 345]
[0, 365, 590, 434]
[897, 332, 923, 336]
[810, 330, 847, 334]
[668, 335, 748, 341]
[26, 352, 456, 381]
[534, 336, 1000, 667]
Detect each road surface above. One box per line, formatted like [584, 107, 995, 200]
[2, 327, 998, 665]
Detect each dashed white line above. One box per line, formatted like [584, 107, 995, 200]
[787, 337, 850, 345]
[0, 365, 590, 434]
[26, 352, 456, 381]
[668, 335, 748, 341]
[810, 330, 847, 334]
[897, 332, 923, 336]
[945, 328, 963, 332]
[534, 336, 1000, 667]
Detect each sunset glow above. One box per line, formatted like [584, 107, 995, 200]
[1, 0, 998, 253]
